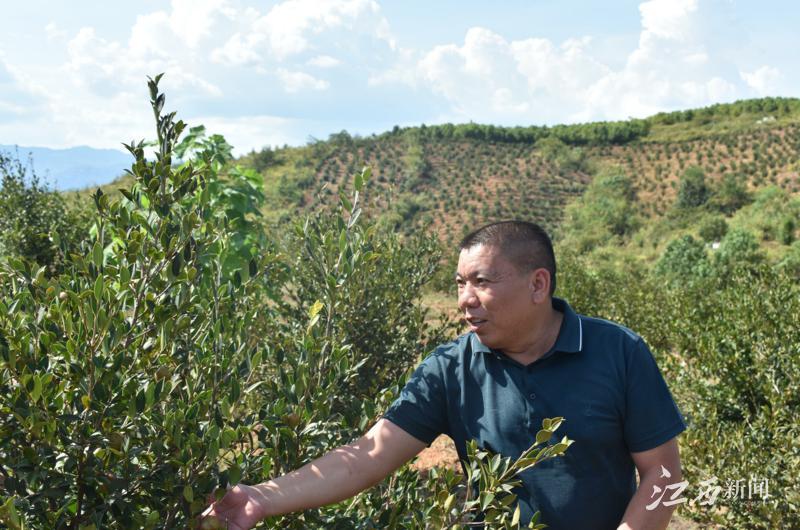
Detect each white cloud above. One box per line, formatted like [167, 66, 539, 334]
[190, 114, 298, 153]
[638, 0, 699, 40]
[0, 55, 48, 120]
[276, 68, 330, 93]
[307, 55, 341, 68]
[398, 0, 751, 124]
[414, 27, 610, 122]
[127, 0, 231, 54]
[64, 24, 222, 98]
[5, 0, 227, 150]
[212, 0, 393, 64]
[367, 47, 419, 87]
[211, 32, 263, 66]
[0, 0, 398, 151]
[168, 0, 233, 48]
[2, 0, 794, 155]
[45, 22, 68, 41]
[740, 66, 782, 96]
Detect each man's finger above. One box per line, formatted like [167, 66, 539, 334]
[210, 486, 240, 511]
[200, 504, 215, 517]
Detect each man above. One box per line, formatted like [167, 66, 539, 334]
[203, 221, 685, 530]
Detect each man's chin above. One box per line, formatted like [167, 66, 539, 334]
[474, 330, 498, 348]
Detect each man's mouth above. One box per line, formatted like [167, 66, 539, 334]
[465, 317, 487, 330]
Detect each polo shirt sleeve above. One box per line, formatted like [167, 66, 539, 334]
[382, 348, 450, 445]
[623, 338, 686, 453]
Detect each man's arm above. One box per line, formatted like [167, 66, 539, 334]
[201, 419, 427, 529]
[617, 437, 682, 530]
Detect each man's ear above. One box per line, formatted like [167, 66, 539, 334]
[529, 268, 551, 303]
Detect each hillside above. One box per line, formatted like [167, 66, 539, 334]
[83, 97, 800, 265]
[232, 97, 799, 256]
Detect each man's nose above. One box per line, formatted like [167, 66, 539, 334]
[458, 284, 480, 309]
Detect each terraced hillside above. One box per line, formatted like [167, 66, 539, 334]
[589, 124, 800, 217]
[239, 97, 800, 249]
[309, 137, 591, 245]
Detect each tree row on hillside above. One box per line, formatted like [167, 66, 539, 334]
[385, 118, 651, 146]
[650, 96, 800, 126]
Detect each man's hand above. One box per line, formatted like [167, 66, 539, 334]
[200, 484, 269, 530]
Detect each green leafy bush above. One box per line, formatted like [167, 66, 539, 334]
[0, 152, 91, 275]
[698, 214, 728, 242]
[560, 170, 640, 252]
[712, 228, 765, 274]
[676, 166, 710, 209]
[0, 75, 280, 528]
[709, 173, 751, 214]
[777, 241, 800, 278]
[654, 234, 710, 283]
[1, 76, 572, 530]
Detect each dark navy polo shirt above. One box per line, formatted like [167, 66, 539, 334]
[383, 298, 686, 530]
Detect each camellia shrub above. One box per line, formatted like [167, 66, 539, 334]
[0, 77, 571, 529]
[0, 152, 92, 275]
[0, 74, 280, 528]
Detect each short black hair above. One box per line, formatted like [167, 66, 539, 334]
[459, 220, 557, 296]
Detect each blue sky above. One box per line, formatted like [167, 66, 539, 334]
[0, 0, 797, 154]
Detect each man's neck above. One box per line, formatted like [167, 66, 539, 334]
[503, 306, 564, 366]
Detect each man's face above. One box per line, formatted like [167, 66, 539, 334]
[456, 244, 536, 351]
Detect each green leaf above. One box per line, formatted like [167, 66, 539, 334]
[31, 376, 42, 403]
[145, 382, 155, 409]
[480, 492, 495, 510]
[183, 485, 193, 504]
[94, 276, 104, 302]
[8, 257, 27, 275]
[535, 429, 551, 445]
[207, 438, 219, 461]
[228, 464, 242, 486]
[339, 191, 353, 212]
[512, 503, 521, 527]
[339, 229, 347, 254]
[92, 242, 103, 268]
[120, 188, 135, 204]
[0, 496, 21, 529]
[171, 254, 182, 276]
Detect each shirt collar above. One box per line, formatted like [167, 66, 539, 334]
[550, 297, 583, 354]
[469, 297, 583, 356]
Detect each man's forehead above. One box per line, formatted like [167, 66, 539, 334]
[457, 245, 513, 274]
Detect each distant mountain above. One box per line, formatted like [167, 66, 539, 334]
[0, 144, 130, 190]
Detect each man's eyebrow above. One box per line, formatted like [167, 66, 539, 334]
[455, 270, 494, 280]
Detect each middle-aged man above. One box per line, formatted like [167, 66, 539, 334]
[203, 220, 686, 530]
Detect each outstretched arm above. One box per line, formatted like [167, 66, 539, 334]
[201, 418, 427, 529]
